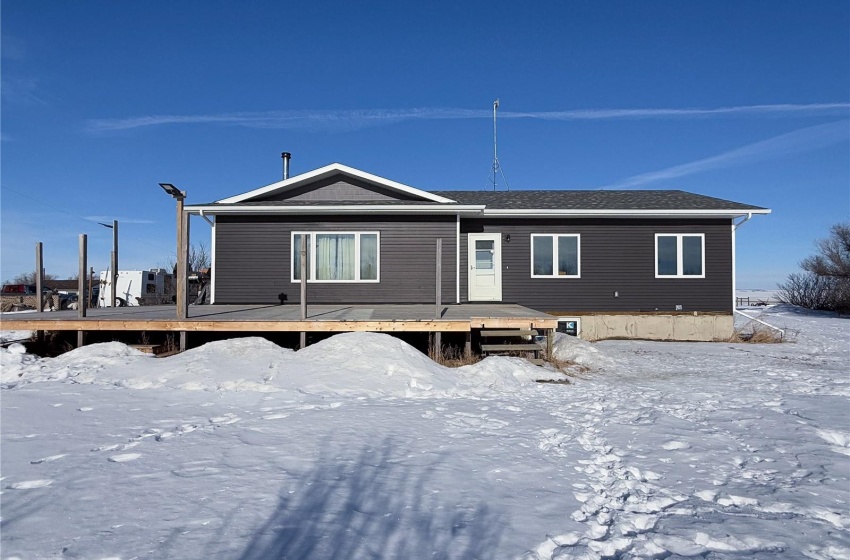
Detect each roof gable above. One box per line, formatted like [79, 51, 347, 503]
[217, 163, 455, 204]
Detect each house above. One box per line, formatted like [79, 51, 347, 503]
[184, 163, 770, 341]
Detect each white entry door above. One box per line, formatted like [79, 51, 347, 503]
[468, 233, 502, 301]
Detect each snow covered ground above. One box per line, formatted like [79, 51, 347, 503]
[1, 304, 848, 559]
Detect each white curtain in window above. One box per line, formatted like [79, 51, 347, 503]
[316, 234, 355, 280]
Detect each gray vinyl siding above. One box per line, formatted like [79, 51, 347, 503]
[256, 175, 420, 202]
[214, 215, 456, 304]
[460, 218, 733, 313]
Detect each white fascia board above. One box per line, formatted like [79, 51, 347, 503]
[480, 208, 772, 218]
[331, 164, 456, 203]
[185, 204, 485, 215]
[217, 162, 456, 204]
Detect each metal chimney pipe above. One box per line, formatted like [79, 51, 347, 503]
[281, 152, 291, 180]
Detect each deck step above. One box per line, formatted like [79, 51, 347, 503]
[480, 329, 538, 337]
[480, 343, 542, 352]
[130, 344, 177, 357]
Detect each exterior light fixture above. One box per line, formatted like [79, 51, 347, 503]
[159, 182, 186, 199]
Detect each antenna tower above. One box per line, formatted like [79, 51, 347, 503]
[491, 98, 509, 191]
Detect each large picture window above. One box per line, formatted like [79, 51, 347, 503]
[655, 233, 705, 278]
[292, 231, 380, 282]
[531, 234, 580, 278]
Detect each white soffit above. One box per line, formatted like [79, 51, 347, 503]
[216, 163, 456, 204]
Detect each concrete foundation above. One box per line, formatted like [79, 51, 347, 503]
[577, 313, 734, 342]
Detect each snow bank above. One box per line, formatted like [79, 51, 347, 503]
[1, 341, 150, 386]
[551, 332, 615, 370]
[0, 329, 32, 343]
[1, 332, 552, 398]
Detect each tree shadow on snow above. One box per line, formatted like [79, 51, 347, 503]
[235, 439, 503, 560]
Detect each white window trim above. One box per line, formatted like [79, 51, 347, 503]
[291, 231, 381, 283]
[530, 234, 581, 279]
[654, 233, 706, 279]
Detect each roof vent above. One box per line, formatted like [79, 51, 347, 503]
[281, 152, 291, 180]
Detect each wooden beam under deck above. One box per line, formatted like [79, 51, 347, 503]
[469, 317, 558, 330]
[1, 303, 557, 337]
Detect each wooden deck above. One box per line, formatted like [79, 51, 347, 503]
[0, 303, 557, 333]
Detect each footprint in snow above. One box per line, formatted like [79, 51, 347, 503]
[662, 440, 691, 450]
[108, 453, 142, 463]
[261, 413, 289, 420]
[91, 444, 121, 452]
[7, 479, 53, 489]
[77, 407, 94, 412]
[30, 454, 67, 464]
[155, 424, 201, 441]
[209, 413, 240, 425]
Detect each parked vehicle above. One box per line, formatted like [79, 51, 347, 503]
[1, 284, 41, 295]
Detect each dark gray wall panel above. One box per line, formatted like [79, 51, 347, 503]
[460, 218, 733, 313]
[257, 175, 420, 202]
[215, 215, 456, 304]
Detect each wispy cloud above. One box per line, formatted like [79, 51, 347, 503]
[607, 120, 850, 189]
[86, 103, 850, 133]
[1, 76, 47, 105]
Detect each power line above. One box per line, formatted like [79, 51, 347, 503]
[0, 183, 174, 255]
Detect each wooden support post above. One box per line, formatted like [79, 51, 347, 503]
[176, 199, 186, 319]
[111, 219, 118, 308]
[77, 234, 87, 348]
[89, 267, 94, 308]
[464, 331, 472, 357]
[546, 328, 554, 361]
[434, 239, 442, 353]
[177, 201, 188, 349]
[35, 242, 43, 313]
[36, 241, 44, 343]
[78, 235, 87, 319]
[300, 233, 307, 349]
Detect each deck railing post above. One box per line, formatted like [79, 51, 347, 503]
[300, 233, 307, 349]
[77, 234, 87, 347]
[178, 204, 189, 351]
[434, 238, 442, 354]
[36, 242, 43, 313]
[111, 219, 118, 308]
[36, 242, 44, 344]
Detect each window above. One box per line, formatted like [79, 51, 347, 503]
[292, 232, 380, 282]
[655, 234, 705, 278]
[531, 234, 580, 278]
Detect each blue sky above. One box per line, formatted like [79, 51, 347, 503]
[2, 0, 848, 288]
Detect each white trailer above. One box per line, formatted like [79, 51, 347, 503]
[98, 269, 174, 307]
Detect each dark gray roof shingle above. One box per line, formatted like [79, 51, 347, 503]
[430, 190, 767, 211]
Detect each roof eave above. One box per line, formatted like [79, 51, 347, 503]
[478, 208, 771, 218]
[186, 204, 485, 216]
